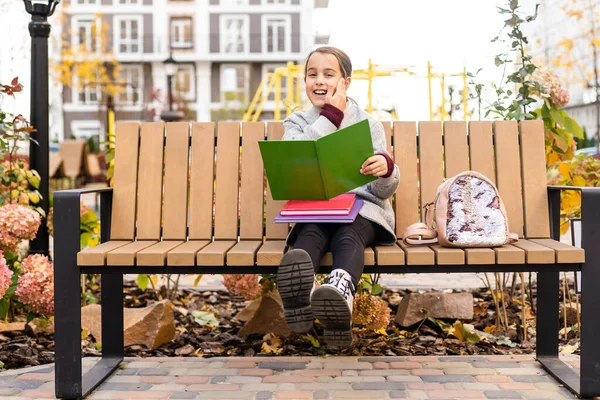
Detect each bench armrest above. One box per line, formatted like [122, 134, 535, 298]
[546, 185, 600, 243]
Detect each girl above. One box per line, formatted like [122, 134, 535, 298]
[276, 46, 400, 347]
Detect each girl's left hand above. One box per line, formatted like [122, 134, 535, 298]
[360, 155, 388, 177]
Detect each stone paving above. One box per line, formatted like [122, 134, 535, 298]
[0, 354, 582, 399]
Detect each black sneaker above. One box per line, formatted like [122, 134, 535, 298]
[276, 249, 315, 333]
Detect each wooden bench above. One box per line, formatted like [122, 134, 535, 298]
[53, 120, 600, 399]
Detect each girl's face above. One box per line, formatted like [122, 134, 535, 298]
[305, 52, 350, 108]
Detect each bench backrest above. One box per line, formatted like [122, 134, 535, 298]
[110, 120, 549, 242]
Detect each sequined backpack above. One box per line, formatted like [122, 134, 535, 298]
[402, 171, 518, 248]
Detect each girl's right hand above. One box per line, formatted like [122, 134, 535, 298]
[326, 78, 347, 112]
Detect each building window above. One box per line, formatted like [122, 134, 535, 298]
[221, 64, 248, 103]
[71, 121, 105, 140]
[72, 16, 101, 53]
[262, 15, 290, 53]
[170, 17, 193, 49]
[262, 64, 286, 101]
[115, 16, 143, 54]
[264, 0, 290, 4]
[222, 0, 247, 4]
[119, 0, 140, 4]
[220, 15, 249, 53]
[76, 0, 98, 4]
[175, 65, 195, 101]
[74, 73, 102, 104]
[117, 65, 143, 104]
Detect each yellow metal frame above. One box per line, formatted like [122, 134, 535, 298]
[427, 61, 471, 121]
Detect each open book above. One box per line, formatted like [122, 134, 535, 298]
[258, 119, 376, 200]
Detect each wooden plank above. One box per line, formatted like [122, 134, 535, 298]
[464, 248, 495, 264]
[135, 122, 165, 240]
[214, 122, 241, 240]
[167, 240, 210, 266]
[320, 249, 375, 266]
[430, 245, 464, 265]
[197, 241, 237, 266]
[494, 121, 524, 237]
[418, 121, 444, 214]
[110, 122, 141, 240]
[257, 240, 287, 265]
[394, 122, 419, 237]
[382, 121, 393, 155]
[59, 140, 86, 178]
[189, 123, 216, 240]
[494, 245, 526, 264]
[374, 244, 405, 266]
[265, 122, 289, 240]
[240, 123, 265, 240]
[227, 240, 262, 266]
[511, 239, 555, 264]
[162, 122, 191, 240]
[530, 239, 585, 263]
[520, 120, 550, 238]
[106, 241, 157, 266]
[77, 241, 131, 266]
[137, 241, 184, 266]
[398, 241, 435, 265]
[468, 121, 496, 184]
[443, 121, 469, 177]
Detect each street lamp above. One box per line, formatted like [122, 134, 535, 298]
[23, 0, 61, 257]
[160, 53, 184, 122]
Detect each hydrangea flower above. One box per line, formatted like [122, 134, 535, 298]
[0, 251, 13, 298]
[529, 63, 570, 108]
[16, 254, 54, 316]
[222, 274, 262, 301]
[352, 293, 391, 331]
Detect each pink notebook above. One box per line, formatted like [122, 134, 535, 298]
[280, 194, 356, 216]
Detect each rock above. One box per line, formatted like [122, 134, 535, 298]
[560, 303, 580, 327]
[81, 300, 176, 349]
[238, 291, 292, 338]
[395, 292, 473, 327]
[175, 344, 195, 356]
[0, 322, 26, 333]
[235, 299, 261, 322]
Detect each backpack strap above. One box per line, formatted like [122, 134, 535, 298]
[402, 223, 438, 245]
[508, 232, 519, 243]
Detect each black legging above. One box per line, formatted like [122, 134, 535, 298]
[292, 215, 377, 287]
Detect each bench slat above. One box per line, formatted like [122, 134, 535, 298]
[189, 123, 216, 240]
[511, 239, 555, 264]
[398, 241, 435, 265]
[163, 122, 191, 240]
[197, 240, 237, 266]
[240, 123, 266, 240]
[214, 122, 241, 240]
[265, 122, 289, 240]
[430, 245, 464, 265]
[227, 240, 263, 266]
[111, 122, 141, 240]
[137, 241, 185, 266]
[494, 245, 526, 264]
[374, 244, 405, 266]
[257, 240, 287, 265]
[135, 122, 165, 240]
[530, 239, 585, 263]
[468, 121, 496, 185]
[106, 241, 158, 266]
[419, 121, 444, 215]
[464, 248, 496, 264]
[444, 121, 469, 177]
[394, 122, 419, 236]
[495, 121, 524, 237]
[77, 241, 131, 266]
[167, 240, 211, 266]
[520, 120, 550, 238]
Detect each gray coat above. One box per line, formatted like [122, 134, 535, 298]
[282, 101, 400, 245]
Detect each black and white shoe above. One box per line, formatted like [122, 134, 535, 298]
[276, 249, 315, 333]
[311, 269, 355, 347]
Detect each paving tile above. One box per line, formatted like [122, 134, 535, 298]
[114, 391, 171, 399]
[511, 375, 553, 383]
[275, 391, 312, 400]
[169, 392, 198, 399]
[257, 362, 307, 370]
[358, 357, 407, 363]
[256, 392, 273, 400]
[484, 390, 523, 399]
[96, 382, 152, 391]
[331, 390, 389, 399]
[0, 378, 44, 390]
[425, 389, 485, 398]
[313, 390, 330, 399]
[388, 391, 408, 398]
[137, 368, 171, 376]
[352, 382, 406, 390]
[421, 375, 477, 383]
[185, 383, 241, 391]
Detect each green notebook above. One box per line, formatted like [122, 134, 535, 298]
[258, 119, 377, 200]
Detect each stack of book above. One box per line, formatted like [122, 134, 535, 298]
[274, 194, 363, 224]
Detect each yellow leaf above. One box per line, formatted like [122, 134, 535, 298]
[375, 328, 388, 336]
[573, 176, 586, 187]
[81, 327, 90, 340]
[560, 219, 571, 236]
[484, 325, 497, 334]
[558, 162, 571, 177]
[547, 151, 560, 165]
[193, 274, 203, 286]
[151, 275, 159, 287]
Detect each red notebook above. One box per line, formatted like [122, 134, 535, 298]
[280, 194, 356, 216]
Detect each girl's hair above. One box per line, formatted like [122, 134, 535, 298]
[304, 46, 353, 79]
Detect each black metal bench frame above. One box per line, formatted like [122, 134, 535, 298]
[53, 185, 600, 399]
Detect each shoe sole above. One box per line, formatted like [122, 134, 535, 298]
[277, 249, 314, 333]
[311, 286, 352, 347]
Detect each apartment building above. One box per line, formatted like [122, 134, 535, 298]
[57, 0, 329, 141]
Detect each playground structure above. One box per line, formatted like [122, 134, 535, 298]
[244, 60, 472, 122]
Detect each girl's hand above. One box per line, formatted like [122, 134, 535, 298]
[325, 78, 347, 112]
[360, 155, 388, 177]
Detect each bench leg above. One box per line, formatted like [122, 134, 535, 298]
[536, 271, 559, 357]
[101, 273, 124, 358]
[580, 190, 600, 398]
